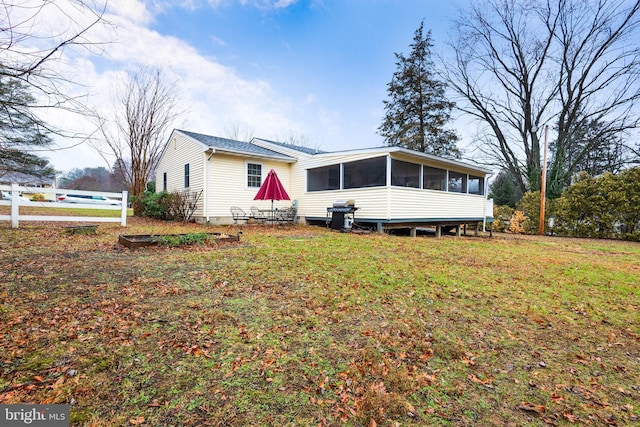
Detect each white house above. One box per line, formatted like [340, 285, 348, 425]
[155, 129, 494, 233]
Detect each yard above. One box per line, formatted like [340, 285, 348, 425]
[0, 218, 638, 426]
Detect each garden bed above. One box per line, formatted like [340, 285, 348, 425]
[118, 232, 239, 249]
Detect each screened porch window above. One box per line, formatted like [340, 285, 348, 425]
[391, 159, 420, 188]
[468, 175, 485, 195]
[343, 156, 387, 189]
[423, 166, 447, 191]
[308, 164, 340, 191]
[448, 171, 467, 193]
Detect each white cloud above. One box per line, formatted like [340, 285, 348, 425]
[209, 35, 228, 47]
[33, 0, 300, 172]
[273, 0, 297, 8]
[316, 107, 341, 138]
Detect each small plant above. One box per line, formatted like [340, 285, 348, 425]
[154, 232, 212, 247]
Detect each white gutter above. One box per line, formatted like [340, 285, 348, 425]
[205, 148, 216, 222]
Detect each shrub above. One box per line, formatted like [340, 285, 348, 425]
[138, 191, 169, 220]
[137, 189, 203, 223]
[163, 190, 202, 223]
[553, 168, 640, 240]
[508, 210, 529, 234]
[492, 205, 514, 232]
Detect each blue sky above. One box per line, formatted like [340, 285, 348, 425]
[41, 0, 468, 172]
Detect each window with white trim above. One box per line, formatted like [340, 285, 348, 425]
[247, 163, 262, 188]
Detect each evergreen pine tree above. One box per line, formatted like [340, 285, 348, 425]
[0, 76, 55, 179]
[489, 170, 523, 208]
[379, 21, 460, 158]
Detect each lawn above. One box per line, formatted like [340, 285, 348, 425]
[0, 218, 638, 426]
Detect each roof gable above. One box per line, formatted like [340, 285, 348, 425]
[177, 130, 296, 162]
[252, 138, 326, 156]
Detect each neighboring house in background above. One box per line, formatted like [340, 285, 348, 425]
[0, 171, 57, 201]
[155, 129, 494, 233]
[0, 171, 56, 188]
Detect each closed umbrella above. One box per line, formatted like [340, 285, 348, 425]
[254, 169, 290, 211]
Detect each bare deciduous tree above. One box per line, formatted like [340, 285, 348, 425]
[99, 67, 181, 213]
[271, 129, 320, 152]
[0, 0, 108, 175]
[446, 0, 640, 198]
[223, 121, 255, 142]
[1, 0, 107, 116]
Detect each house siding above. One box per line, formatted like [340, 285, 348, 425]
[155, 131, 206, 217]
[387, 187, 485, 220]
[205, 154, 293, 222]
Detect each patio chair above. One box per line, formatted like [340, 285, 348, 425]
[230, 206, 250, 224]
[250, 206, 267, 223]
[275, 206, 297, 225]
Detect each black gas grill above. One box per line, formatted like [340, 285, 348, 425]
[327, 200, 358, 231]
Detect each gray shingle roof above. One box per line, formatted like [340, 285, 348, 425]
[252, 138, 326, 155]
[178, 130, 296, 161]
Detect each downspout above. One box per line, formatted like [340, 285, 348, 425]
[483, 172, 494, 232]
[205, 148, 216, 222]
[386, 155, 392, 221]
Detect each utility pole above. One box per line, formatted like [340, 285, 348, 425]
[539, 125, 549, 235]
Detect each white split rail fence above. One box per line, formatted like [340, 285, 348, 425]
[0, 183, 128, 229]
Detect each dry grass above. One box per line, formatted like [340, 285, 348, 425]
[0, 217, 638, 426]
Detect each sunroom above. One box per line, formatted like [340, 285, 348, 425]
[297, 147, 493, 234]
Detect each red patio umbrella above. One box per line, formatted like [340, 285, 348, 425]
[254, 169, 290, 210]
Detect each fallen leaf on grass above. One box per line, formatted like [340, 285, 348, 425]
[129, 416, 145, 425]
[469, 374, 494, 388]
[517, 402, 546, 415]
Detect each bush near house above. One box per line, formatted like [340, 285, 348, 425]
[137, 190, 170, 219]
[508, 210, 529, 234]
[137, 189, 203, 223]
[492, 205, 514, 232]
